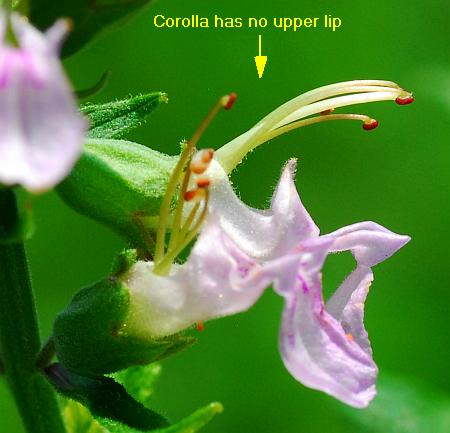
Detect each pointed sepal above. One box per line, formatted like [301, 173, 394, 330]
[81, 93, 167, 140]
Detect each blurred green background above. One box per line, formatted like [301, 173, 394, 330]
[1, 0, 449, 432]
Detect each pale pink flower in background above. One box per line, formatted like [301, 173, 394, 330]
[0, 13, 86, 192]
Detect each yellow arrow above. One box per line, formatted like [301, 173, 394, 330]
[254, 34, 267, 78]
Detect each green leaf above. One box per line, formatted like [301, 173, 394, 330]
[62, 364, 223, 433]
[64, 400, 223, 433]
[338, 373, 450, 433]
[46, 363, 169, 431]
[29, 0, 154, 58]
[113, 364, 162, 407]
[98, 402, 223, 433]
[81, 93, 167, 140]
[64, 400, 108, 433]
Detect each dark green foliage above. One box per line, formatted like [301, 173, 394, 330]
[61, 363, 223, 433]
[76, 71, 112, 100]
[29, 0, 154, 57]
[46, 364, 169, 430]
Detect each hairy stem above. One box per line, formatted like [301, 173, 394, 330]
[0, 189, 66, 433]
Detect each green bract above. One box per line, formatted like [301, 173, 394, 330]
[81, 93, 167, 140]
[53, 250, 193, 376]
[57, 92, 177, 250]
[56, 139, 177, 250]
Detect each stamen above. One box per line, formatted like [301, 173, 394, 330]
[395, 95, 414, 105]
[215, 80, 413, 173]
[154, 94, 235, 267]
[167, 149, 213, 255]
[263, 114, 378, 142]
[191, 94, 238, 146]
[190, 148, 214, 174]
[274, 91, 400, 129]
[183, 188, 206, 202]
[222, 92, 238, 110]
[196, 322, 205, 332]
[196, 176, 211, 188]
[156, 190, 210, 275]
[362, 119, 379, 131]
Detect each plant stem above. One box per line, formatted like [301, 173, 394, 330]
[0, 189, 66, 433]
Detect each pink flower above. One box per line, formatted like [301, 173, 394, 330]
[0, 14, 86, 192]
[123, 158, 409, 408]
[121, 81, 412, 407]
[267, 163, 409, 408]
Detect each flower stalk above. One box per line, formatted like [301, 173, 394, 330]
[0, 189, 66, 433]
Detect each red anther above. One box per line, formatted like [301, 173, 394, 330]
[196, 176, 210, 188]
[395, 95, 414, 105]
[201, 148, 214, 163]
[190, 163, 207, 175]
[320, 108, 335, 115]
[190, 149, 214, 174]
[362, 119, 379, 131]
[223, 92, 237, 110]
[184, 190, 198, 201]
[196, 322, 204, 332]
[184, 188, 206, 202]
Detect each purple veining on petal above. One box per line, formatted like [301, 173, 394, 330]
[237, 261, 255, 279]
[296, 273, 309, 294]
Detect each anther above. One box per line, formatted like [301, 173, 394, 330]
[196, 322, 205, 332]
[221, 92, 238, 110]
[190, 149, 214, 174]
[201, 149, 214, 163]
[346, 333, 354, 342]
[62, 17, 74, 31]
[362, 119, 379, 131]
[395, 95, 414, 105]
[184, 188, 206, 202]
[196, 176, 211, 188]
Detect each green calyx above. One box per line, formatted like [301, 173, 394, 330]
[57, 92, 180, 252]
[56, 139, 177, 252]
[53, 250, 194, 376]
